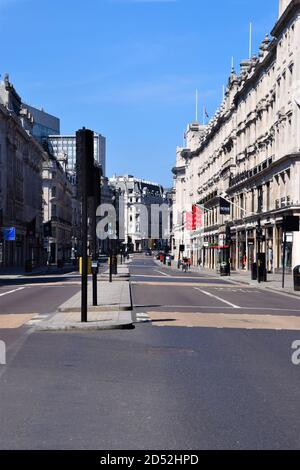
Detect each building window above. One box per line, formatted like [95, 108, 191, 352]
[257, 186, 263, 213]
[251, 189, 255, 213]
[266, 182, 271, 211]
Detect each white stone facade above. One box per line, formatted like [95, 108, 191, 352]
[172, 0, 300, 273]
[109, 175, 171, 252]
[42, 156, 74, 264]
[0, 76, 46, 268]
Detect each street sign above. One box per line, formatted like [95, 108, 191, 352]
[219, 197, 231, 215]
[286, 233, 293, 243]
[219, 234, 226, 248]
[3, 227, 16, 241]
[43, 221, 52, 237]
[283, 216, 299, 232]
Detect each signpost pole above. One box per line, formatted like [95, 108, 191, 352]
[282, 217, 287, 289]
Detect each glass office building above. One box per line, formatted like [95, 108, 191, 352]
[25, 104, 60, 144]
[48, 133, 106, 176]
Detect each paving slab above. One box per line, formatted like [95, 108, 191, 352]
[148, 311, 300, 331]
[58, 280, 131, 312]
[36, 311, 133, 331]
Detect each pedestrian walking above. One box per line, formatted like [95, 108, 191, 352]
[182, 261, 188, 273]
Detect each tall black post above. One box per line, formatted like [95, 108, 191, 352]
[76, 128, 94, 323]
[256, 219, 262, 284]
[91, 166, 101, 306]
[282, 218, 287, 289]
[109, 240, 113, 283]
[81, 190, 88, 322]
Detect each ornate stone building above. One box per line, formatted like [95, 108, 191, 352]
[173, 0, 300, 273]
[42, 155, 74, 264]
[0, 75, 46, 268]
[109, 175, 171, 252]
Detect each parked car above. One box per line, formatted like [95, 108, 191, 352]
[145, 249, 152, 256]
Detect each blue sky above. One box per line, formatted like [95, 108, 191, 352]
[0, 0, 278, 186]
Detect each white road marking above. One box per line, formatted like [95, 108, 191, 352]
[135, 312, 151, 323]
[194, 288, 240, 309]
[154, 270, 171, 277]
[0, 287, 25, 298]
[137, 305, 300, 313]
[26, 314, 50, 326]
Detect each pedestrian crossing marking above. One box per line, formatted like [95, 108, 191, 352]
[134, 312, 151, 323]
[26, 314, 50, 326]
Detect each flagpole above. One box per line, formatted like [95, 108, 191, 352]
[249, 22, 252, 58]
[195, 89, 198, 122]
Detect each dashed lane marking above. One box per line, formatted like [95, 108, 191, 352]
[194, 288, 240, 309]
[213, 288, 261, 293]
[135, 305, 300, 313]
[154, 270, 172, 277]
[0, 287, 25, 297]
[131, 281, 248, 288]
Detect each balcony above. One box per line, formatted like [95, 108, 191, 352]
[229, 156, 273, 188]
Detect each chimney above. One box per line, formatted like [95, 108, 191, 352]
[279, 0, 292, 18]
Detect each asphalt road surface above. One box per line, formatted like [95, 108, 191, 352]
[0, 255, 299, 450]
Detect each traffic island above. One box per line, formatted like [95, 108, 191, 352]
[36, 278, 133, 331]
[58, 280, 131, 313]
[36, 311, 134, 331]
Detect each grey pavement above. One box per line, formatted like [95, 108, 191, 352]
[36, 310, 133, 331]
[58, 280, 132, 312]
[158, 259, 299, 297]
[0, 318, 299, 449]
[100, 263, 130, 280]
[38, 276, 133, 331]
[1, 254, 300, 450]
[0, 263, 77, 281]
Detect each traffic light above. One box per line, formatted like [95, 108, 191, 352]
[76, 128, 94, 199]
[256, 219, 263, 240]
[43, 221, 52, 237]
[283, 215, 300, 232]
[93, 165, 102, 207]
[225, 224, 231, 244]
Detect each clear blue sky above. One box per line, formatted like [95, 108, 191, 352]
[0, 0, 278, 187]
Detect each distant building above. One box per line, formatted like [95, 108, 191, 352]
[24, 104, 60, 145]
[0, 74, 46, 268]
[42, 154, 74, 264]
[172, 0, 300, 273]
[109, 175, 171, 252]
[48, 132, 106, 176]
